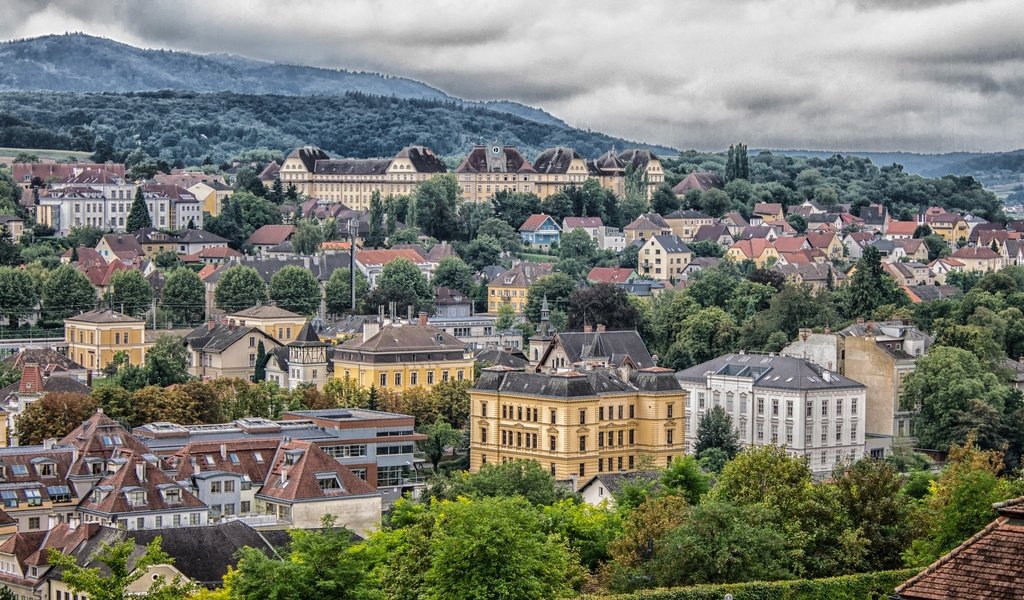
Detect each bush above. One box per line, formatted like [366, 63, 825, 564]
[585, 569, 920, 600]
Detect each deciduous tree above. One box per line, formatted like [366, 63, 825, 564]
[269, 265, 321, 315]
[159, 267, 205, 324]
[214, 265, 268, 313]
[104, 269, 152, 317]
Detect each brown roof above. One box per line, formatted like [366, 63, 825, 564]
[77, 452, 205, 515]
[341, 323, 465, 353]
[61, 246, 104, 266]
[951, 246, 1001, 260]
[754, 202, 783, 216]
[185, 246, 243, 260]
[394, 145, 448, 173]
[11, 163, 124, 185]
[355, 248, 425, 267]
[142, 183, 197, 203]
[98, 233, 144, 260]
[587, 267, 634, 284]
[887, 221, 919, 236]
[424, 241, 458, 262]
[772, 236, 809, 253]
[257, 440, 376, 502]
[258, 161, 281, 181]
[2, 347, 84, 372]
[895, 498, 1024, 599]
[806, 231, 838, 249]
[455, 145, 535, 174]
[62, 169, 126, 186]
[729, 238, 775, 259]
[60, 410, 153, 479]
[564, 217, 604, 228]
[624, 213, 670, 231]
[671, 171, 723, 195]
[247, 225, 295, 246]
[173, 439, 280, 483]
[79, 259, 131, 287]
[17, 364, 43, 395]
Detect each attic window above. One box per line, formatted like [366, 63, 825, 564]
[47, 486, 71, 503]
[162, 488, 182, 504]
[229, 453, 240, 465]
[253, 452, 264, 464]
[126, 490, 147, 506]
[316, 474, 343, 493]
[0, 491, 17, 508]
[205, 455, 216, 466]
[24, 489, 42, 507]
[11, 465, 27, 476]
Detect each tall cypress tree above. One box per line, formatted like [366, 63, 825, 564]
[126, 187, 152, 232]
[253, 341, 267, 382]
[725, 145, 736, 182]
[366, 191, 385, 248]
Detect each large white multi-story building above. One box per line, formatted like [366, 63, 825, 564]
[675, 353, 867, 476]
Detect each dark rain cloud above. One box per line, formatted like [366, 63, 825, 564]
[3, 0, 1022, 152]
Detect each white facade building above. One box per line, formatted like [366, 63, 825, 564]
[675, 353, 867, 476]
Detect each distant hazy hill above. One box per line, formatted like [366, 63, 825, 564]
[772, 149, 1024, 186]
[0, 33, 568, 128]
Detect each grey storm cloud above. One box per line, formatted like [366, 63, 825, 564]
[3, 0, 1023, 152]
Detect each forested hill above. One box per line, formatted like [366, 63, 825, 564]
[0, 90, 673, 165]
[0, 33, 567, 128]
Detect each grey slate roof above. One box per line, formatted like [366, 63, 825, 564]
[553, 331, 656, 369]
[675, 353, 865, 391]
[474, 368, 637, 397]
[185, 323, 270, 353]
[474, 348, 529, 369]
[581, 471, 660, 496]
[651, 235, 690, 253]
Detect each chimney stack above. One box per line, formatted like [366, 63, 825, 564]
[220, 443, 227, 460]
[68, 515, 80, 531]
[135, 462, 146, 482]
[42, 438, 55, 450]
[47, 514, 58, 531]
[418, 312, 428, 326]
[583, 324, 593, 333]
[207, 319, 215, 332]
[596, 324, 606, 333]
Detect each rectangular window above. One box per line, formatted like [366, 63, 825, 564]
[805, 430, 813, 445]
[598, 458, 604, 472]
[851, 422, 858, 439]
[579, 463, 585, 477]
[806, 401, 813, 417]
[241, 501, 251, 513]
[618, 430, 624, 446]
[757, 398, 764, 414]
[836, 399, 843, 416]
[550, 436, 556, 451]
[551, 409, 557, 424]
[667, 403, 674, 419]
[822, 401, 828, 417]
[380, 373, 387, 387]
[518, 406, 523, 420]
[851, 398, 858, 414]
[579, 436, 586, 452]
[835, 422, 843, 441]
[28, 517, 40, 530]
[481, 402, 487, 417]
[211, 481, 222, 494]
[786, 426, 793, 444]
[224, 480, 235, 493]
[517, 432, 523, 447]
[629, 429, 635, 444]
[667, 429, 674, 444]
[191, 512, 201, 525]
[756, 421, 764, 440]
[618, 405, 624, 419]
[427, 372, 434, 385]
[786, 400, 794, 418]
[411, 372, 418, 385]
[579, 409, 586, 425]
[772, 399, 779, 416]
[394, 373, 402, 386]
[629, 404, 635, 418]
[628, 455, 635, 469]
[598, 432, 604, 448]
[599, 407, 605, 421]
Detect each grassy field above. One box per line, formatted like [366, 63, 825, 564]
[0, 147, 93, 162]
[520, 252, 557, 263]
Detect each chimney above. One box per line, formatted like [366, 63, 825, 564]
[596, 324, 606, 333]
[191, 456, 200, 474]
[418, 312, 428, 326]
[363, 320, 380, 342]
[68, 515, 80, 531]
[42, 438, 55, 450]
[583, 324, 592, 333]
[280, 466, 289, 485]
[228, 319, 236, 332]
[220, 443, 227, 460]
[47, 514, 58, 531]
[207, 319, 215, 332]
[135, 462, 146, 482]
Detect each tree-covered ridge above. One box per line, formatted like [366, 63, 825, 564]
[0, 32, 567, 128]
[0, 90, 672, 167]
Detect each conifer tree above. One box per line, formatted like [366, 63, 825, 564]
[126, 187, 152, 231]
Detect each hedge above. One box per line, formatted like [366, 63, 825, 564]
[588, 568, 921, 600]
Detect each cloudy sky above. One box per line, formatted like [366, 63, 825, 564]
[3, 0, 1023, 152]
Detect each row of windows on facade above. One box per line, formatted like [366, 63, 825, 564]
[491, 428, 638, 450]
[485, 455, 673, 478]
[693, 393, 858, 418]
[492, 403, 646, 423]
[734, 420, 859, 446]
[374, 369, 464, 387]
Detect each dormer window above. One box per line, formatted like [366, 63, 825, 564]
[126, 491, 147, 507]
[36, 463, 55, 477]
[24, 489, 41, 507]
[11, 465, 27, 476]
[229, 453, 240, 465]
[253, 452, 264, 464]
[316, 474, 343, 493]
[162, 488, 182, 504]
[1, 491, 17, 508]
[205, 455, 216, 466]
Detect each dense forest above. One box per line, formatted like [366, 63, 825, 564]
[0, 90, 671, 165]
[0, 33, 566, 127]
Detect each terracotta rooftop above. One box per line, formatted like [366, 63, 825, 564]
[257, 440, 376, 502]
[895, 498, 1024, 599]
[587, 267, 634, 284]
[519, 214, 558, 232]
[247, 224, 295, 246]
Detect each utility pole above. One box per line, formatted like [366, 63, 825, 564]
[349, 218, 357, 313]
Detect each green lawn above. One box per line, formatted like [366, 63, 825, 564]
[0, 147, 93, 162]
[520, 253, 556, 263]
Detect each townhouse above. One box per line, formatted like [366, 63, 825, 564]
[65, 310, 151, 376]
[455, 144, 537, 202]
[638, 235, 692, 281]
[487, 262, 552, 314]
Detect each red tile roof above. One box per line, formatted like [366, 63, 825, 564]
[895, 498, 1024, 599]
[77, 452, 205, 515]
[519, 214, 558, 232]
[753, 202, 783, 216]
[887, 221, 919, 236]
[257, 440, 375, 502]
[17, 364, 43, 395]
[587, 267, 634, 284]
[729, 239, 774, 259]
[564, 217, 603, 229]
[806, 231, 839, 249]
[247, 225, 295, 246]
[772, 236, 809, 253]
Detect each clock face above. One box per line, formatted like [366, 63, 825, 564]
[491, 146, 500, 155]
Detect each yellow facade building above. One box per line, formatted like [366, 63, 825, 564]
[277, 145, 448, 210]
[230, 306, 309, 343]
[469, 367, 686, 480]
[487, 262, 552, 314]
[455, 145, 537, 203]
[531, 147, 592, 200]
[65, 309, 151, 374]
[333, 315, 475, 391]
